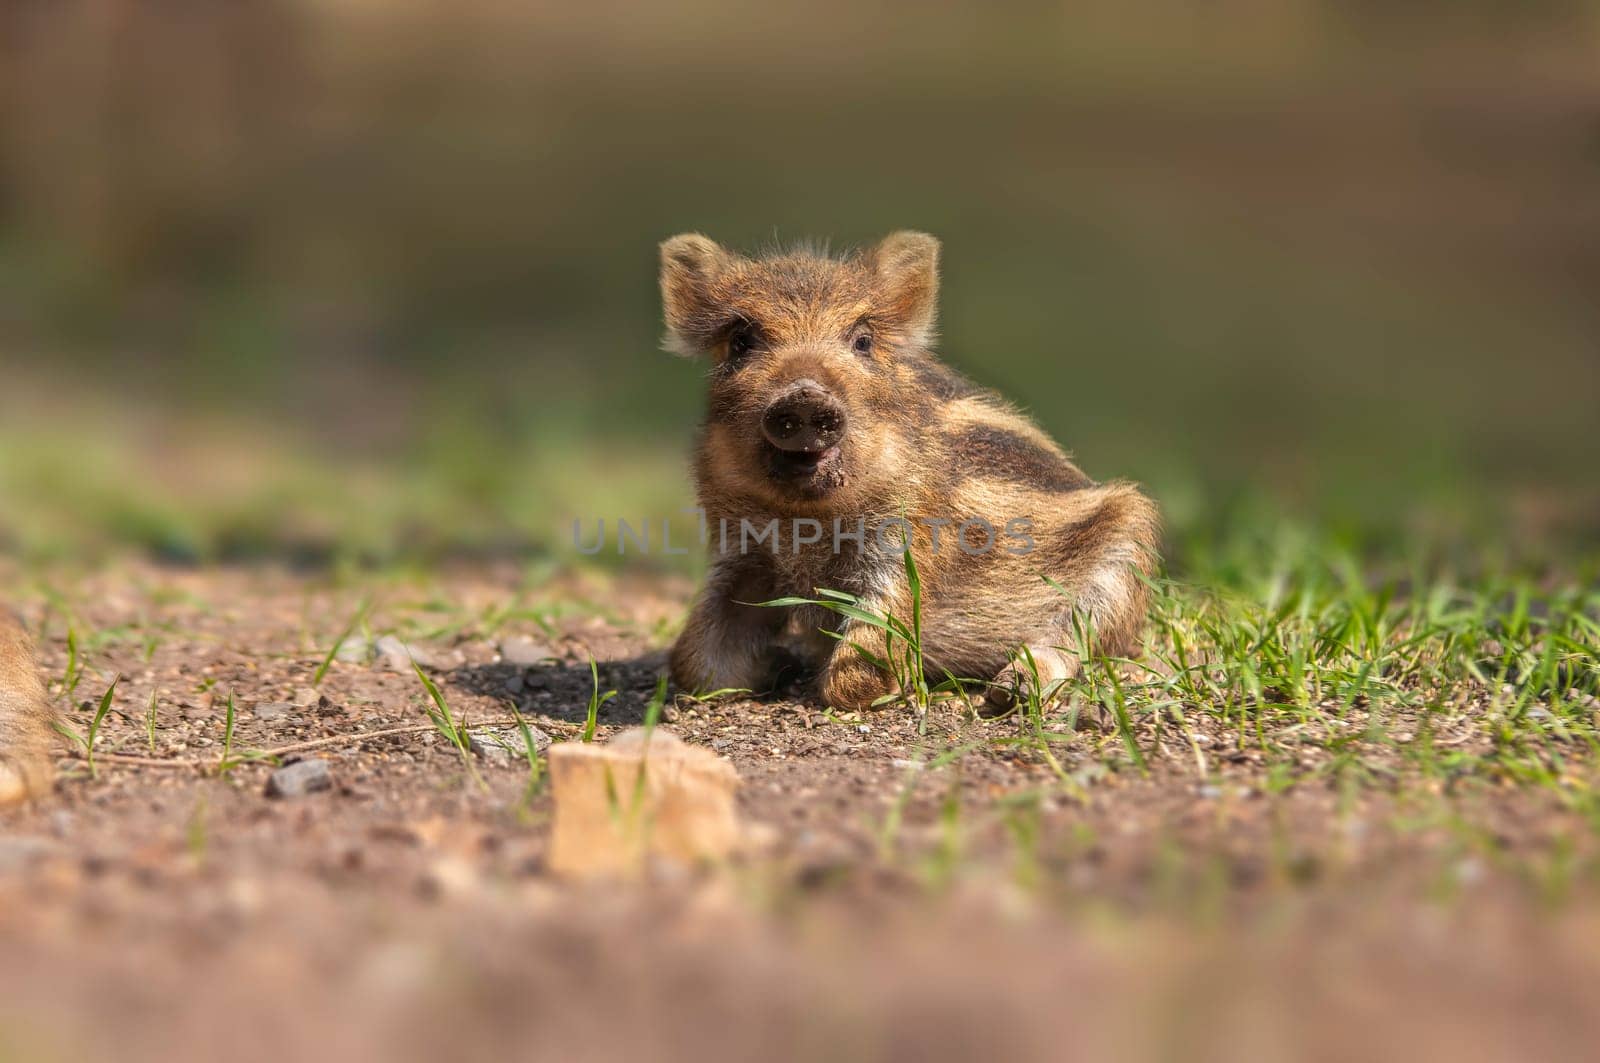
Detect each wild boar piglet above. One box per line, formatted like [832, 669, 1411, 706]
[0, 611, 53, 805]
[662, 231, 1160, 709]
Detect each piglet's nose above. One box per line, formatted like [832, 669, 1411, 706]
[761, 381, 846, 453]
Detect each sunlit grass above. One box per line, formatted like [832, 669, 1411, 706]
[761, 515, 1599, 820]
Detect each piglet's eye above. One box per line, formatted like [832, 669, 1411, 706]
[727, 327, 755, 360]
[851, 332, 873, 355]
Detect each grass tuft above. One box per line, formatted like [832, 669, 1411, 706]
[53, 674, 118, 780]
[412, 659, 487, 790]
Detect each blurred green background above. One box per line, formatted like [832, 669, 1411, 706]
[1, 0, 1596, 569]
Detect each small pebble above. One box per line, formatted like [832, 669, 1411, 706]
[499, 636, 555, 669]
[375, 635, 456, 672]
[253, 702, 294, 721]
[265, 759, 334, 799]
[468, 727, 551, 763]
[335, 636, 372, 663]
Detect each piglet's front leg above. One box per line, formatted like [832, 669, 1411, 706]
[816, 582, 910, 710]
[818, 625, 901, 710]
[669, 560, 784, 696]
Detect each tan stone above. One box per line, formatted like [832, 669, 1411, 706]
[547, 728, 741, 877]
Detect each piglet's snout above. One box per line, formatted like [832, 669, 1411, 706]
[761, 381, 846, 453]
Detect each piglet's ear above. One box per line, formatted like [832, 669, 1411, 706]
[660, 233, 736, 356]
[870, 231, 940, 347]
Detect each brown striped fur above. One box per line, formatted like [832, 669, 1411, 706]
[663, 232, 1161, 709]
[0, 611, 53, 805]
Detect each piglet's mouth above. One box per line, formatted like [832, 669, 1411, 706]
[764, 443, 843, 488]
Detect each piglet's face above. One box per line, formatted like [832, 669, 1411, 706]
[660, 232, 940, 509]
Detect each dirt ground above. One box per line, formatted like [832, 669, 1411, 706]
[3, 562, 1599, 1063]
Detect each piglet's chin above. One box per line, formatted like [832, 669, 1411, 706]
[763, 442, 846, 497]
